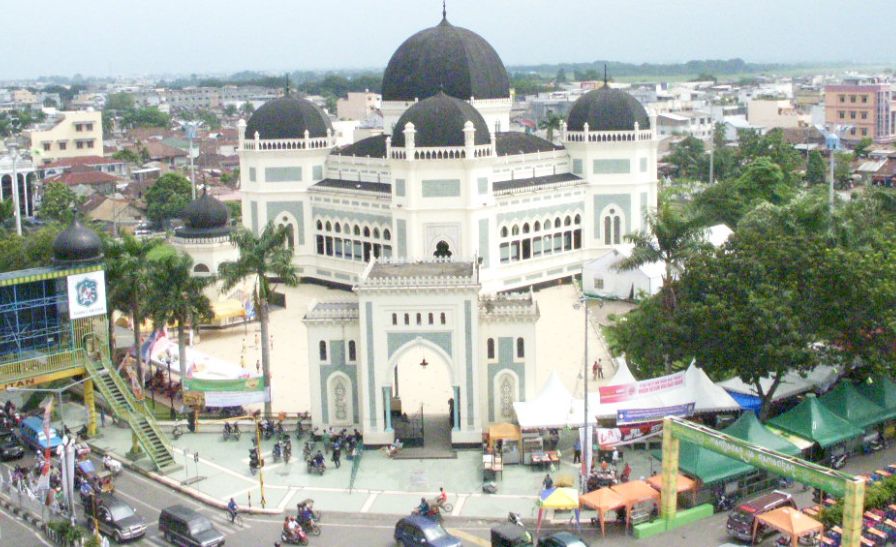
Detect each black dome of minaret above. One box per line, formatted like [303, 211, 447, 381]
[381, 5, 510, 102]
[391, 91, 491, 148]
[52, 218, 103, 263]
[176, 189, 231, 238]
[244, 88, 333, 140]
[566, 68, 650, 132]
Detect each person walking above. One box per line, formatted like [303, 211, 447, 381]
[331, 444, 341, 468]
[597, 358, 604, 379]
[323, 428, 332, 454]
[573, 437, 581, 464]
[99, 406, 106, 427]
[256, 360, 261, 374]
[592, 360, 599, 381]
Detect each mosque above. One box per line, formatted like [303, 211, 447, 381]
[183, 8, 660, 446]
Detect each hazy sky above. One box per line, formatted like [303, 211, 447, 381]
[3, 0, 893, 80]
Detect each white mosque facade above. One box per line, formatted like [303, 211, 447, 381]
[228, 12, 659, 444]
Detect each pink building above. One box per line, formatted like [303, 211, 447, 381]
[824, 79, 896, 143]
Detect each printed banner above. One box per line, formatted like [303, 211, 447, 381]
[597, 421, 664, 447]
[598, 371, 685, 404]
[67, 271, 107, 319]
[184, 377, 267, 407]
[616, 402, 695, 425]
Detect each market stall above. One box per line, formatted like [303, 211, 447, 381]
[487, 422, 523, 464]
[767, 395, 863, 454]
[856, 375, 896, 439]
[512, 371, 575, 430]
[610, 480, 660, 528]
[752, 507, 823, 547]
[819, 381, 892, 431]
[579, 487, 625, 536]
[535, 487, 581, 538]
[719, 365, 839, 403]
[646, 473, 697, 506]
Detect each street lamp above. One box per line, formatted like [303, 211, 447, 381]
[573, 297, 591, 484]
[821, 124, 853, 214]
[5, 140, 22, 235]
[166, 356, 175, 419]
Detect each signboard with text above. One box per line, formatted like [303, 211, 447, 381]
[617, 402, 694, 425]
[66, 271, 107, 319]
[599, 371, 685, 404]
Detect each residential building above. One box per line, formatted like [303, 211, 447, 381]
[824, 80, 896, 143]
[27, 110, 104, 163]
[165, 87, 221, 110]
[747, 98, 808, 129]
[44, 165, 122, 195]
[656, 111, 713, 139]
[39, 155, 128, 178]
[336, 91, 382, 120]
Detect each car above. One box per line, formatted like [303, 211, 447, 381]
[394, 515, 461, 547]
[539, 531, 590, 547]
[19, 416, 62, 451]
[726, 490, 796, 541]
[85, 493, 147, 543]
[0, 436, 25, 461]
[158, 504, 225, 547]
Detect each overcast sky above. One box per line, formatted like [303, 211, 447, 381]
[3, 0, 893, 80]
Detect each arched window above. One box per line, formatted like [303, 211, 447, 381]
[343, 223, 349, 233]
[574, 214, 581, 225]
[511, 225, 519, 236]
[325, 221, 332, 231]
[404, 313, 410, 325]
[348, 340, 357, 361]
[554, 217, 562, 227]
[334, 223, 341, 233]
[428, 313, 434, 325]
[516, 337, 525, 359]
[316, 220, 323, 230]
[522, 223, 530, 234]
[564, 215, 572, 226]
[353, 225, 361, 236]
[283, 224, 295, 249]
[500, 226, 509, 238]
[363, 227, 370, 237]
[433, 240, 452, 258]
[487, 338, 495, 360]
[613, 216, 621, 244]
[193, 263, 210, 273]
[319, 340, 327, 361]
[533, 221, 541, 232]
[416, 313, 422, 325]
[391, 313, 397, 325]
[373, 228, 380, 239]
[604, 216, 612, 245]
[383, 229, 392, 241]
[440, 312, 446, 325]
[545, 219, 552, 230]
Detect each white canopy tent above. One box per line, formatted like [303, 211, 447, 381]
[718, 365, 839, 401]
[512, 371, 577, 429]
[607, 356, 637, 386]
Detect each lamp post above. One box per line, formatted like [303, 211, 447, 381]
[824, 124, 852, 215]
[574, 296, 591, 485]
[6, 141, 22, 235]
[166, 357, 175, 420]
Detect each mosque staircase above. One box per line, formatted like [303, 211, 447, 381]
[82, 355, 179, 474]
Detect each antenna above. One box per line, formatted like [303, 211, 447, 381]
[285, 74, 290, 96]
[442, 0, 446, 19]
[603, 64, 608, 86]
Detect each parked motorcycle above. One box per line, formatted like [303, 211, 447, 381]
[829, 453, 847, 470]
[280, 527, 309, 545]
[272, 441, 282, 463]
[171, 423, 184, 440]
[715, 492, 734, 512]
[508, 512, 524, 527]
[249, 448, 260, 476]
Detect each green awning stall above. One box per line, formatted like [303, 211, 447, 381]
[855, 376, 896, 420]
[818, 381, 891, 430]
[767, 395, 863, 449]
[723, 412, 801, 455]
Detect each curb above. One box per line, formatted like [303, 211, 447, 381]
[0, 491, 47, 529]
[87, 441, 282, 516]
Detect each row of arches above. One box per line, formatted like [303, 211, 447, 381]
[391, 311, 448, 326]
[315, 218, 393, 262]
[499, 212, 583, 264]
[499, 213, 581, 238]
[317, 219, 392, 241]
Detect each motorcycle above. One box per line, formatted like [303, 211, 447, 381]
[280, 528, 309, 545]
[306, 458, 326, 475]
[716, 493, 734, 512]
[866, 437, 886, 454]
[275, 421, 285, 437]
[302, 442, 313, 461]
[829, 453, 847, 470]
[232, 424, 241, 441]
[262, 420, 274, 440]
[272, 441, 282, 463]
[282, 441, 292, 464]
[223, 423, 232, 441]
[508, 512, 525, 527]
[171, 423, 184, 440]
[249, 448, 260, 476]
[297, 516, 321, 536]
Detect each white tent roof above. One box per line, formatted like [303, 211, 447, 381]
[704, 224, 733, 248]
[512, 371, 577, 429]
[684, 362, 741, 413]
[717, 365, 839, 401]
[607, 356, 637, 386]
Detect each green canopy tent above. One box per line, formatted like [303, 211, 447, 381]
[723, 412, 801, 456]
[767, 395, 863, 449]
[818, 381, 891, 430]
[855, 376, 896, 419]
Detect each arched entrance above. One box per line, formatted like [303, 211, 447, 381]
[390, 340, 454, 451]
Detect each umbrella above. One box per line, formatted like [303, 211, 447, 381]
[536, 487, 581, 539]
[579, 487, 625, 536]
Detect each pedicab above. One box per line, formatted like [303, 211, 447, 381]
[76, 459, 114, 502]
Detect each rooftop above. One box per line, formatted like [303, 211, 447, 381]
[368, 260, 474, 280]
[492, 172, 582, 193]
[305, 301, 360, 321]
[312, 178, 391, 194]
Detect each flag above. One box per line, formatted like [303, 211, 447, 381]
[139, 328, 166, 363]
[38, 398, 53, 493]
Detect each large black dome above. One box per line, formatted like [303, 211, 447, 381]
[244, 96, 333, 140]
[382, 17, 510, 102]
[53, 218, 102, 263]
[176, 190, 230, 238]
[566, 87, 650, 132]
[391, 92, 491, 148]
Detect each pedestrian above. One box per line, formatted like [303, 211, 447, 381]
[573, 437, 581, 464]
[269, 334, 274, 351]
[353, 428, 363, 444]
[323, 428, 332, 453]
[254, 332, 259, 348]
[597, 358, 604, 379]
[332, 444, 341, 468]
[592, 360, 598, 381]
[611, 447, 620, 467]
[543, 473, 553, 490]
[256, 360, 261, 374]
[99, 406, 106, 427]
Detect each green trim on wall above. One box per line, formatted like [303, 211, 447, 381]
[487, 337, 525, 422]
[266, 201, 305, 245]
[250, 201, 258, 233]
[478, 218, 490, 268]
[312, 206, 391, 226]
[497, 202, 584, 225]
[477, 177, 488, 194]
[387, 331, 453, 360]
[395, 179, 406, 197]
[593, 159, 630, 174]
[319, 339, 360, 424]
[464, 300, 474, 426]
[365, 302, 376, 427]
[264, 166, 303, 182]
[396, 219, 407, 258]
[421, 179, 461, 198]
[593, 194, 631, 240]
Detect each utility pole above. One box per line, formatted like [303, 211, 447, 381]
[8, 142, 22, 235]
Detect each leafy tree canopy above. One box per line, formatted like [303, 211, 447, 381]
[38, 182, 83, 223]
[145, 173, 192, 227]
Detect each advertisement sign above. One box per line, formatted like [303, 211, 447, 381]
[599, 371, 685, 404]
[597, 421, 664, 447]
[66, 271, 107, 319]
[184, 377, 267, 407]
[617, 402, 695, 425]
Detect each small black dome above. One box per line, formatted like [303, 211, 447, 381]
[566, 88, 650, 132]
[244, 96, 333, 140]
[53, 218, 102, 263]
[176, 190, 230, 238]
[382, 17, 510, 102]
[391, 92, 491, 148]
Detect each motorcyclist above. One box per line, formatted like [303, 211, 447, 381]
[273, 440, 282, 459]
[436, 487, 448, 508]
[227, 498, 238, 523]
[233, 423, 241, 436]
[313, 450, 325, 468]
[415, 497, 430, 516]
[298, 503, 314, 524]
[224, 422, 232, 435]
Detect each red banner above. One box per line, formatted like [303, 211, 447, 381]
[598, 371, 685, 403]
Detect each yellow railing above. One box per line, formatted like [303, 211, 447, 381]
[0, 349, 87, 386]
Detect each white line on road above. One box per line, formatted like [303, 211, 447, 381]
[0, 504, 53, 547]
[170, 446, 257, 485]
[452, 493, 467, 516]
[277, 487, 297, 511]
[360, 492, 379, 513]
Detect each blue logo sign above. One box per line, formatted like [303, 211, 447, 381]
[75, 278, 99, 308]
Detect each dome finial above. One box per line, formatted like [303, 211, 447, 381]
[603, 64, 608, 87]
[285, 73, 290, 96]
[442, 0, 446, 20]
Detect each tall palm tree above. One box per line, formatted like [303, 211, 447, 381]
[614, 201, 707, 373]
[218, 223, 298, 416]
[538, 110, 563, 142]
[146, 254, 213, 382]
[104, 235, 163, 386]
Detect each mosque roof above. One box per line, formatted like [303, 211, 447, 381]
[244, 95, 332, 140]
[391, 92, 490, 148]
[567, 87, 650, 132]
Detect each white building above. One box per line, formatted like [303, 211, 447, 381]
[336, 91, 382, 121]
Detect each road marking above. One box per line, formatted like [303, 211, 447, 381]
[114, 488, 164, 514]
[170, 446, 257, 485]
[447, 528, 491, 547]
[143, 534, 169, 546]
[360, 492, 379, 513]
[119, 468, 206, 510]
[278, 487, 297, 511]
[452, 493, 467, 516]
[0, 504, 53, 547]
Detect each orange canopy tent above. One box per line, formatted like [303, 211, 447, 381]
[487, 422, 523, 453]
[646, 473, 698, 505]
[579, 488, 625, 536]
[752, 507, 823, 547]
[610, 480, 660, 528]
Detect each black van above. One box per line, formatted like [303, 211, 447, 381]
[158, 505, 225, 547]
[85, 493, 146, 543]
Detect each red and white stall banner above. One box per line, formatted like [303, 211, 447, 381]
[598, 371, 685, 404]
[597, 421, 664, 447]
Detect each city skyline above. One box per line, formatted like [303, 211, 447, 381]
[2, 0, 894, 80]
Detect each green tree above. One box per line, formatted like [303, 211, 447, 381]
[146, 253, 213, 381]
[225, 201, 241, 223]
[240, 102, 255, 117]
[604, 293, 686, 377]
[121, 107, 169, 129]
[218, 224, 299, 416]
[112, 149, 141, 165]
[104, 235, 164, 386]
[556, 68, 568, 84]
[666, 136, 706, 179]
[38, 182, 83, 223]
[806, 150, 826, 185]
[0, 200, 14, 228]
[538, 111, 563, 142]
[709, 122, 736, 181]
[145, 173, 192, 228]
[834, 151, 853, 189]
[223, 104, 238, 117]
[853, 137, 873, 159]
[105, 92, 135, 111]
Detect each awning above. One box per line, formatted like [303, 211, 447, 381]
[210, 299, 247, 322]
[753, 507, 823, 547]
[579, 488, 625, 536]
[487, 423, 522, 452]
[767, 395, 863, 449]
[766, 427, 815, 451]
[610, 480, 660, 529]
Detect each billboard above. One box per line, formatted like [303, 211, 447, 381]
[617, 402, 694, 425]
[598, 370, 685, 404]
[184, 376, 267, 407]
[66, 271, 107, 319]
